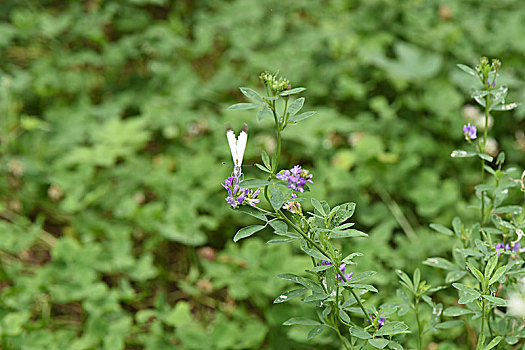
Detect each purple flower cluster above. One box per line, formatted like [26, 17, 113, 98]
[222, 176, 261, 208]
[319, 260, 353, 282]
[495, 242, 522, 257]
[463, 123, 477, 141]
[276, 165, 313, 193]
[378, 318, 386, 327]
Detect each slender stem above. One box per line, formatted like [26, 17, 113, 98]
[414, 301, 423, 350]
[334, 325, 350, 350]
[271, 100, 282, 173]
[480, 93, 490, 225]
[277, 210, 374, 324]
[480, 299, 486, 346]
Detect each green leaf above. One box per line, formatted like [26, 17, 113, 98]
[374, 321, 409, 336]
[458, 293, 479, 304]
[308, 264, 333, 272]
[435, 320, 464, 329]
[307, 325, 325, 340]
[484, 255, 498, 280]
[477, 153, 493, 162]
[287, 97, 305, 116]
[452, 283, 480, 296]
[484, 336, 503, 350]
[482, 295, 506, 306]
[347, 271, 376, 284]
[302, 292, 328, 303]
[452, 217, 462, 236]
[301, 246, 330, 261]
[233, 225, 266, 242]
[227, 102, 260, 110]
[164, 301, 192, 327]
[488, 266, 506, 285]
[277, 273, 324, 294]
[257, 105, 273, 121]
[326, 264, 336, 294]
[234, 206, 267, 221]
[466, 262, 485, 285]
[255, 163, 271, 173]
[423, 257, 456, 271]
[413, 268, 421, 292]
[443, 306, 474, 317]
[311, 198, 326, 216]
[266, 238, 297, 244]
[261, 151, 271, 169]
[504, 336, 519, 345]
[280, 87, 306, 96]
[349, 326, 372, 339]
[241, 179, 273, 188]
[339, 309, 351, 324]
[457, 64, 477, 76]
[396, 269, 414, 292]
[273, 288, 307, 303]
[289, 111, 316, 123]
[269, 220, 287, 234]
[491, 102, 518, 111]
[333, 202, 356, 225]
[368, 338, 389, 348]
[283, 317, 320, 326]
[429, 223, 453, 236]
[388, 341, 404, 350]
[446, 270, 467, 283]
[330, 228, 367, 239]
[239, 87, 265, 103]
[450, 150, 477, 158]
[269, 186, 286, 210]
[492, 205, 523, 215]
[346, 283, 378, 292]
[477, 334, 486, 350]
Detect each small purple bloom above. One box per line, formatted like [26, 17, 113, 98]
[378, 318, 386, 328]
[463, 123, 477, 141]
[492, 80, 496, 88]
[513, 243, 521, 253]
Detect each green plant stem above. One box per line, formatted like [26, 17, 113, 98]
[414, 301, 423, 350]
[480, 93, 490, 225]
[334, 325, 351, 350]
[480, 299, 487, 346]
[270, 99, 281, 173]
[277, 210, 374, 324]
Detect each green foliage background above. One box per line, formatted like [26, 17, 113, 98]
[0, 0, 524, 349]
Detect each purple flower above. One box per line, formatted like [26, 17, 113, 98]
[463, 123, 477, 141]
[495, 242, 505, 257]
[276, 165, 313, 194]
[513, 243, 521, 253]
[222, 176, 261, 208]
[378, 318, 385, 328]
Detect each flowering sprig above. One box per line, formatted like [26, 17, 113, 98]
[222, 175, 261, 208]
[430, 58, 523, 350]
[226, 72, 407, 350]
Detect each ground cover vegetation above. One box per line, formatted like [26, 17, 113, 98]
[0, 0, 524, 349]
